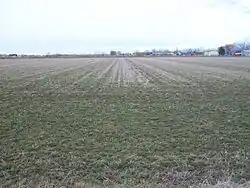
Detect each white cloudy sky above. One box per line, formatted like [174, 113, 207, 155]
[1, 0, 250, 54]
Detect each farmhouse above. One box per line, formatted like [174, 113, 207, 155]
[204, 50, 219, 56]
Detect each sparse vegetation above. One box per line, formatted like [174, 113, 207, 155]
[1, 57, 250, 187]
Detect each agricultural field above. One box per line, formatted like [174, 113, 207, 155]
[1, 57, 250, 187]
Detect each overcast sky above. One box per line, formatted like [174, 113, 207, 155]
[1, 0, 250, 54]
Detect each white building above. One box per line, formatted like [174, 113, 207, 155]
[204, 50, 219, 56]
[242, 50, 250, 56]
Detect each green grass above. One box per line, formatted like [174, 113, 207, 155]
[1, 60, 250, 187]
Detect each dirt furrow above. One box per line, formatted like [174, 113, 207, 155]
[124, 59, 150, 85]
[150, 57, 250, 80]
[3, 60, 96, 90]
[0, 59, 96, 85]
[83, 59, 119, 94]
[128, 58, 191, 87]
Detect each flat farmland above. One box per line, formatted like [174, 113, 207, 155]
[1, 57, 250, 187]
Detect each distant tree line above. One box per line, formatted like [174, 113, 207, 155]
[217, 42, 250, 56]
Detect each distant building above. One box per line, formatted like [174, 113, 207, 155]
[110, 51, 117, 56]
[174, 51, 182, 56]
[0, 54, 6, 59]
[242, 50, 250, 56]
[204, 50, 219, 56]
[134, 51, 145, 57]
